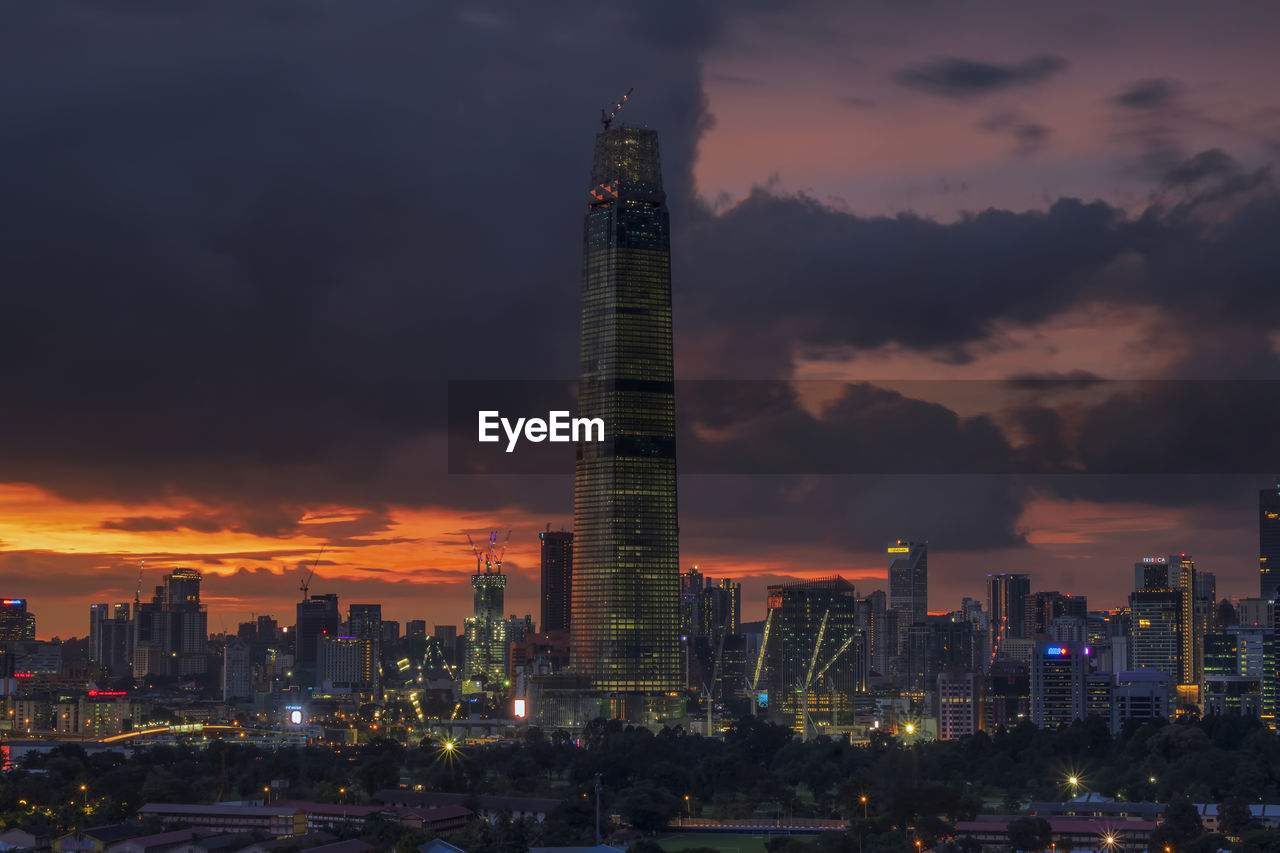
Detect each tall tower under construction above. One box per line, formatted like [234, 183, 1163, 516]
[571, 118, 681, 703]
[464, 532, 509, 691]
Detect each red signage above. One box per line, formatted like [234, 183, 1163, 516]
[87, 690, 127, 697]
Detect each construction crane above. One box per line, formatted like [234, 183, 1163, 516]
[747, 609, 773, 715]
[600, 87, 633, 130]
[299, 545, 325, 601]
[466, 530, 511, 573]
[700, 613, 730, 737]
[795, 615, 858, 742]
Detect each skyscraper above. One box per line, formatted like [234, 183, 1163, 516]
[571, 123, 680, 699]
[1128, 588, 1181, 686]
[347, 603, 382, 696]
[987, 573, 1030, 647]
[0, 599, 36, 644]
[888, 541, 928, 655]
[464, 535, 508, 691]
[539, 528, 573, 633]
[1031, 640, 1089, 728]
[765, 576, 866, 732]
[296, 593, 340, 681]
[1261, 485, 1280, 603]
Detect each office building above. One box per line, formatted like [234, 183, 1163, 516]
[347, 604, 382, 695]
[1031, 640, 1089, 728]
[407, 620, 427, 638]
[937, 669, 981, 740]
[1261, 485, 1280, 602]
[319, 635, 375, 695]
[888, 541, 928, 655]
[89, 603, 132, 677]
[765, 576, 867, 728]
[985, 661, 1030, 730]
[1113, 670, 1171, 732]
[1128, 588, 1181, 687]
[223, 636, 251, 702]
[988, 573, 1030, 648]
[571, 122, 681, 702]
[0, 599, 36, 644]
[295, 594, 340, 683]
[539, 528, 573, 633]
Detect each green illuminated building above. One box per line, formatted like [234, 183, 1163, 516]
[571, 124, 680, 697]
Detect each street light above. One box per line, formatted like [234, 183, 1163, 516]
[80, 785, 87, 808]
[861, 794, 868, 820]
[1068, 776, 1079, 798]
[684, 794, 691, 820]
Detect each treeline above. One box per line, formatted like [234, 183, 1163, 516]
[5, 715, 1280, 852]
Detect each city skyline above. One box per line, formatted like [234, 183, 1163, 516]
[3, 1, 1280, 639]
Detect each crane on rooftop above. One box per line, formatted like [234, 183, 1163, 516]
[601, 87, 633, 130]
[300, 545, 325, 601]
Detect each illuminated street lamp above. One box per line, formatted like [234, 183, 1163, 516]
[860, 794, 868, 820]
[80, 785, 87, 808]
[1068, 776, 1079, 798]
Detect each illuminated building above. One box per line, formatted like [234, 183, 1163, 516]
[464, 535, 508, 691]
[1030, 640, 1089, 727]
[571, 122, 681, 701]
[937, 669, 981, 739]
[320, 635, 375, 695]
[347, 603, 382, 695]
[1128, 588, 1181, 687]
[765, 576, 867, 728]
[0, 599, 36, 644]
[888, 541, 928, 656]
[1261, 485, 1280, 603]
[539, 527, 573, 633]
[131, 570, 208, 677]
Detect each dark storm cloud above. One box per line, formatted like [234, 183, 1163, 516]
[893, 55, 1067, 99]
[1113, 78, 1182, 110]
[978, 110, 1052, 153]
[4, 0, 1280, 570]
[0, 0, 715, 514]
[1162, 148, 1241, 186]
[677, 194, 1126, 377]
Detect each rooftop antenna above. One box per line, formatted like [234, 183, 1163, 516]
[600, 87, 633, 130]
[134, 560, 145, 606]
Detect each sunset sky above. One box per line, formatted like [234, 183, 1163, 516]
[3, 1, 1280, 639]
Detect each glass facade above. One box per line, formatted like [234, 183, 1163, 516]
[572, 125, 680, 693]
[1261, 486, 1280, 603]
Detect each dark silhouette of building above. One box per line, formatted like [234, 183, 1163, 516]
[988, 572, 1031, 646]
[295, 594, 340, 685]
[1261, 485, 1280, 604]
[539, 527, 573, 633]
[888, 541, 927, 656]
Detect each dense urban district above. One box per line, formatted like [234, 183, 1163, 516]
[5, 111, 1280, 853]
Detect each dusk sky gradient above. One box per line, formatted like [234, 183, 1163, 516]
[3, 0, 1279, 639]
